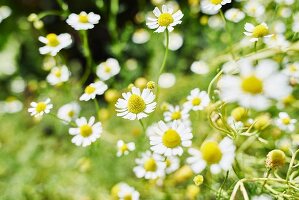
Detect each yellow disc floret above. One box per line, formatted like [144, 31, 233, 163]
[241, 75, 263, 94]
[54, 69, 62, 77]
[162, 129, 181, 148]
[36, 102, 47, 113]
[85, 85, 96, 94]
[158, 13, 174, 27]
[46, 33, 60, 47]
[144, 158, 157, 172]
[282, 117, 291, 125]
[80, 125, 93, 137]
[79, 13, 89, 23]
[171, 111, 182, 120]
[200, 141, 222, 164]
[252, 24, 269, 38]
[192, 97, 202, 106]
[127, 94, 146, 114]
[210, 0, 222, 5]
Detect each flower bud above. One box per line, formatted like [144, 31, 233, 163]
[193, 175, 204, 186]
[231, 107, 247, 121]
[104, 89, 119, 103]
[134, 77, 147, 89]
[147, 81, 155, 90]
[254, 114, 271, 130]
[266, 149, 286, 169]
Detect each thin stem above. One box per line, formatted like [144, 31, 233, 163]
[217, 171, 229, 199]
[286, 149, 299, 181]
[49, 113, 75, 126]
[261, 168, 271, 193]
[80, 30, 93, 85]
[208, 69, 223, 101]
[93, 98, 100, 114]
[139, 119, 145, 132]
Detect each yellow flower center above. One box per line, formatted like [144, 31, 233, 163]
[171, 111, 182, 120]
[84, 85, 96, 94]
[289, 65, 298, 72]
[252, 24, 269, 38]
[104, 64, 111, 73]
[158, 13, 174, 27]
[144, 158, 157, 172]
[36, 102, 47, 113]
[68, 110, 75, 118]
[241, 75, 263, 94]
[192, 97, 201, 106]
[124, 194, 132, 200]
[162, 129, 181, 148]
[210, 0, 222, 4]
[78, 13, 89, 23]
[120, 144, 128, 153]
[54, 69, 62, 77]
[200, 141, 222, 164]
[282, 117, 291, 125]
[80, 125, 93, 137]
[127, 94, 146, 114]
[46, 33, 60, 47]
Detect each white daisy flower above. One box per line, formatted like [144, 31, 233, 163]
[218, 59, 292, 110]
[133, 151, 166, 179]
[149, 120, 193, 156]
[69, 116, 102, 147]
[184, 88, 210, 111]
[115, 87, 156, 120]
[116, 140, 135, 157]
[57, 102, 80, 123]
[264, 34, 290, 51]
[117, 183, 140, 200]
[202, 0, 231, 12]
[79, 81, 108, 101]
[146, 4, 183, 33]
[275, 112, 296, 132]
[66, 11, 101, 30]
[244, 22, 272, 42]
[187, 137, 235, 174]
[28, 98, 53, 118]
[96, 58, 120, 81]
[38, 33, 72, 56]
[224, 8, 245, 23]
[165, 156, 180, 174]
[244, 1, 265, 18]
[164, 105, 189, 123]
[283, 62, 299, 80]
[46, 65, 70, 86]
[132, 28, 150, 44]
[190, 60, 210, 75]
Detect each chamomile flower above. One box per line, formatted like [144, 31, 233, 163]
[190, 60, 210, 75]
[158, 73, 176, 88]
[244, 1, 265, 18]
[202, 0, 231, 12]
[117, 183, 140, 200]
[165, 156, 180, 174]
[115, 87, 156, 120]
[80, 81, 108, 101]
[0, 97, 23, 114]
[224, 8, 245, 23]
[38, 33, 72, 56]
[184, 88, 210, 111]
[218, 59, 292, 110]
[146, 5, 183, 33]
[96, 58, 120, 81]
[116, 140, 135, 157]
[283, 62, 299, 80]
[132, 28, 150, 44]
[28, 98, 53, 117]
[164, 105, 189, 123]
[57, 102, 80, 123]
[244, 22, 272, 42]
[133, 151, 166, 179]
[66, 11, 101, 30]
[149, 120, 193, 156]
[69, 116, 102, 147]
[187, 137, 235, 174]
[264, 34, 290, 51]
[46, 65, 70, 86]
[275, 112, 296, 132]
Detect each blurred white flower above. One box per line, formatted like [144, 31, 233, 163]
[132, 29, 150, 44]
[0, 6, 11, 23]
[283, 62, 299, 80]
[57, 102, 80, 123]
[252, 194, 273, 200]
[244, 22, 272, 42]
[164, 104, 189, 124]
[66, 11, 101, 30]
[225, 8, 245, 23]
[116, 140, 135, 157]
[69, 116, 102, 147]
[10, 77, 26, 93]
[275, 112, 296, 132]
[165, 156, 180, 174]
[244, 1, 265, 18]
[39, 33, 72, 56]
[222, 60, 239, 74]
[133, 151, 166, 179]
[184, 88, 210, 111]
[273, 21, 286, 33]
[115, 87, 156, 120]
[80, 81, 108, 101]
[187, 137, 235, 174]
[46, 65, 70, 86]
[264, 34, 290, 52]
[219, 59, 292, 110]
[146, 4, 183, 33]
[191, 60, 209, 75]
[292, 12, 299, 32]
[202, 0, 231, 12]
[117, 183, 140, 200]
[0, 98, 23, 114]
[165, 32, 183, 51]
[158, 73, 176, 88]
[149, 120, 193, 156]
[208, 15, 224, 29]
[275, 0, 294, 5]
[28, 98, 53, 117]
[279, 7, 292, 18]
[96, 58, 120, 81]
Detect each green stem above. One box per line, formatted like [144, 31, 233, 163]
[261, 168, 271, 193]
[49, 113, 75, 126]
[80, 30, 93, 85]
[93, 98, 100, 114]
[139, 119, 145, 132]
[208, 69, 223, 101]
[217, 171, 229, 199]
[286, 149, 299, 181]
